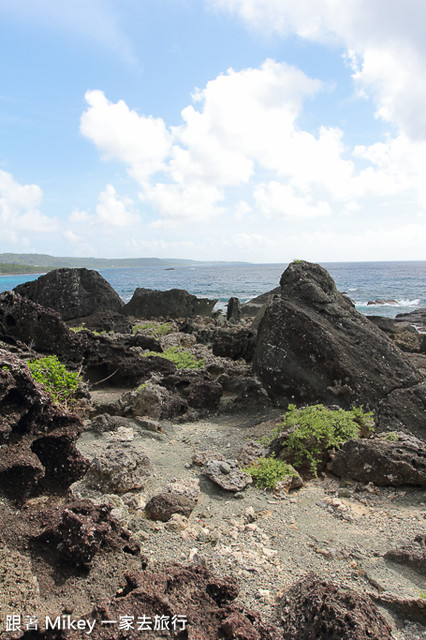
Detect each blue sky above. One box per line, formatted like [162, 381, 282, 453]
[1, 0, 426, 262]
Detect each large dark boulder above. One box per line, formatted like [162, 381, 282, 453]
[14, 267, 123, 321]
[0, 350, 89, 503]
[253, 261, 425, 437]
[396, 307, 426, 333]
[330, 433, 426, 486]
[277, 572, 393, 640]
[122, 287, 217, 319]
[241, 287, 281, 317]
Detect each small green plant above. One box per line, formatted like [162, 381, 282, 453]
[274, 404, 374, 476]
[420, 589, 426, 600]
[245, 456, 298, 490]
[70, 323, 109, 336]
[383, 431, 400, 442]
[27, 355, 81, 406]
[69, 323, 86, 333]
[136, 382, 148, 392]
[142, 346, 205, 370]
[133, 322, 171, 337]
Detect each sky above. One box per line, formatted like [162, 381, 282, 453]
[1, 0, 426, 263]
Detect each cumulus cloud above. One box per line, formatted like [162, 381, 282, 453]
[208, 0, 426, 139]
[0, 170, 59, 233]
[80, 90, 172, 183]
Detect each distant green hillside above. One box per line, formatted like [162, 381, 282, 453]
[0, 253, 248, 269]
[0, 263, 54, 275]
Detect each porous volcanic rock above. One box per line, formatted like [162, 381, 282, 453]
[33, 500, 140, 569]
[84, 443, 154, 493]
[241, 287, 281, 317]
[227, 296, 242, 322]
[277, 572, 393, 640]
[64, 564, 282, 639]
[159, 369, 223, 415]
[330, 433, 426, 486]
[195, 326, 256, 362]
[145, 492, 195, 522]
[0, 350, 88, 504]
[0, 292, 170, 387]
[69, 310, 132, 334]
[14, 268, 124, 321]
[253, 261, 425, 436]
[122, 287, 217, 319]
[368, 315, 424, 353]
[203, 458, 253, 492]
[396, 307, 426, 333]
[384, 534, 426, 575]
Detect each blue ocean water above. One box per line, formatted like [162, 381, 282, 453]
[1, 261, 425, 319]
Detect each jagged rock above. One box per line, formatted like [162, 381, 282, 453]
[367, 298, 398, 306]
[228, 378, 272, 412]
[0, 350, 88, 504]
[33, 500, 140, 569]
[241, 287, 281, 317]
[166, 478, 200, 503]
[203, 458, 253, 492]
[378, 381, 426, 439]
[330, 433, 426, 486]
[368, 315, 424, 353]
[121, 382, 170, 420]
[127, 333, 162, 351]
[227, 297, 242, 322]
[89, 414, 133, 433]
[277, 572, 393, 640]
[195, 326, 256, 362]
[0, 291, 172, 387]
[384, 534, 426, 575]
[159, 370, 223, 415]
[14, 268, 123, 321]
[122, 287, 217, 319]
[69, 310, 132, 334]
[237, 441, 269, 466]
[64, 564, 282, 639]
[253, 261, 425, 438]
[84, 443, 153, 493]
[396, 307, 426, 333]
[145, 492, 195, 522]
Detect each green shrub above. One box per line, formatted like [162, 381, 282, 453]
[245, 456, 298, 490]
[69, 323, 109, 336]
[141, 346, 205, 370]
[382, 431, 400, 442]
[133, 322, 171, 337]
[27, 355, 81, 406]
[275, 403, 374, 476]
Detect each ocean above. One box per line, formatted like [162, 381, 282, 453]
[1, 261, 425, 320]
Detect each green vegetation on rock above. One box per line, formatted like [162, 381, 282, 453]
[133, 321, 171, 337]
[141, 346, 205, 370]
[27, 355, 81, 406]
[274, 403, 374, 476]
[245, 456, 298, 490]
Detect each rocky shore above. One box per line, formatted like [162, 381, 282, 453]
[0, 261, 425, 640]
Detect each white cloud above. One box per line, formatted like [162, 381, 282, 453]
[209, 0, 426, 139]
[0, 170, 59, 233]
[80, 90, 172, 183]
[254, 182, 331, 218]
[96, 184, 139, 227]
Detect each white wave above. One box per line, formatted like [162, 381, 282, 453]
[356, 298, 420, 308]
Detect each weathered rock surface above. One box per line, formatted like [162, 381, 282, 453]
[14, 268, 123, 321]
[203, 458, 253, 492]
[69, 310, 132, 334]
[330, 433, 426, 486]
[145, 492, 195, 522]
[384, 534, 426, 575]
[368, 315, 425, 353]
[253, 261, 425, 437]
[159, 369, 223, 416]
[122, 287, 217, 319]
[84, 443, 154, 493]
[277, 572, 393, 640]
[227, 296, 242, 322]
[0, 291, 172, 387]
[59, 564, 282, 640]
[396, 307, 426, 333]
[33, 500, 140, 569]
[241, 287, 281, 317]
[0, 350, 88, 503]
